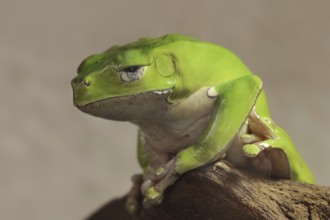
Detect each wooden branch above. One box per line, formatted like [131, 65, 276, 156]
[87, 161, 330, 220]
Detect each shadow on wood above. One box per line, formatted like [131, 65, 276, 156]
[86, 161, 330, 220]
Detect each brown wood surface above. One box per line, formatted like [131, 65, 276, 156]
[87, 161, 330, 220]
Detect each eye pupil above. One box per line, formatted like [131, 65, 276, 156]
[122, 66, 140, 72]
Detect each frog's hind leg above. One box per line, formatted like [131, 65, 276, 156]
[241, 108, 291, 179]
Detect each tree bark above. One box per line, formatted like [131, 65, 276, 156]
[87, 161, 330, 220]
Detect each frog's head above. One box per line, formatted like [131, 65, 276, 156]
[71, 34, 195, 120]
[72, 34, 251, 120]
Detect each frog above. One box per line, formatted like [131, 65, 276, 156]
[71, 34, 315, 213]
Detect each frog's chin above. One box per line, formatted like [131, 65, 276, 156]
[77, 89, 172, 121]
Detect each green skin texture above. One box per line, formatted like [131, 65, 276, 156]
[72, 34, 315, 209]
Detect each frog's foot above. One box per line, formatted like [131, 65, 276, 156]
[242, 141, 291, 179]
[143, 186, 163, 208]
[141, 159, 179, 208]
[125, 174, 143, 215]
[240, 109, 291, 179]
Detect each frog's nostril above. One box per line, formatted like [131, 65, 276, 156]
[71, 76, 91, 87]
[83, 80, 91, 87]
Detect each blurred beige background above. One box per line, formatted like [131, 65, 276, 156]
[1, 0, 329, 219]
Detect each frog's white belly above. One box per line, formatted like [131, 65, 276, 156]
[140, 113, 212, 155]
[136, 87, 217, 155]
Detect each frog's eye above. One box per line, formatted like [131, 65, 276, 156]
[119, 66, 145, 82]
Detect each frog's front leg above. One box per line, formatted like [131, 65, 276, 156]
[125, 174, 144, 214]
[142, 158, 179, 207]
[143, 75, 263, 206]
[126, 157, 176, 212]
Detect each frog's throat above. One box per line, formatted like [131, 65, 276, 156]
[76, 89, 173, 121]
[75, 88, 173, 108]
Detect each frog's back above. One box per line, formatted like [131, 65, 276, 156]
[106, 34, 255, 99]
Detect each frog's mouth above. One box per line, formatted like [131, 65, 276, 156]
[76, 88, 173, 121]
[150, 88, 172, 95]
